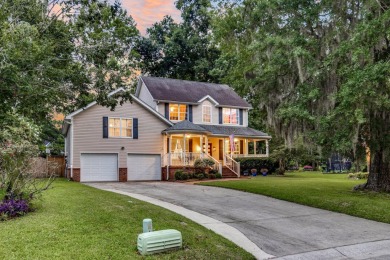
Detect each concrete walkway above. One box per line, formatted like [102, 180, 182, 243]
[87, 182, 390, 259]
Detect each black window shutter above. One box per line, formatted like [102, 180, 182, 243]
[185, 105, 188, 120]
[165, 103, 169, 119]
[239, 109, 243, 125]
[103, 117, 108, 138]
[219, 107, 222, 124]
[188, 105, 193, 122]
[133, 118, 138, 139]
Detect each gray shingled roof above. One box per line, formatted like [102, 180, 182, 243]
[162, 120, 210, 134]
[163, 121, 270, 138]
[198, 124, 270, 138]
[141, 76, 251, 108]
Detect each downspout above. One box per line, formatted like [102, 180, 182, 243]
[167, 133, 171, 181]
[70, 120, 74, 180]
[64, 133, 67, 178]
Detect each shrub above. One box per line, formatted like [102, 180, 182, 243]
[209, 169, 218, 175]
[194, 158, 215, 174]
[174, 170, 184, 180]
[203, 158, 215, 167]
[0, 199, 29, 220]
[183, 174, 189, 180]
[0, 113, 55, 203]
[196, 173, 205, 180]
[348, 172, 369, 179]
[216, 173, 222, 179]
[357, 172, 369, 179]
[235, 158, 278, 175]
[209, 174, 216, 179]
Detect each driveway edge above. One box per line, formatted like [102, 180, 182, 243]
[104, 188, 274, 260]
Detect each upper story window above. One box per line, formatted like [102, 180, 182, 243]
[202, 105, 211, 123]
[109, 118, 132, 138]
[169, 104, 187, 121]
[223, 108, 239, 124]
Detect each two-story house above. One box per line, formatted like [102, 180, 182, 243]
[62, 77, 271, 182]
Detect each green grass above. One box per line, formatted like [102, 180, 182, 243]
[200, 171, 390, 224]
[0, 179, 253, 260]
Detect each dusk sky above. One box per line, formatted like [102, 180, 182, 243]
[120, 0, 181, 35]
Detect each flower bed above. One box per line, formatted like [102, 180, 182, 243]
[0, 199, 29, 221]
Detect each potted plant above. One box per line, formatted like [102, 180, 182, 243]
[251, 168, 257, 176]
[260, 168, 268, 176]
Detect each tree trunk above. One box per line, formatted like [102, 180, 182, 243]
[358, 114, 390, 191]
[278, 158, 286, 175]
[364, 149, 390, 191]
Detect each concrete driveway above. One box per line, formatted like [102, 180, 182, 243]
[87, 182, 390, 259]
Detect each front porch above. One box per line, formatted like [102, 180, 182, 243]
[162, 133, 269, 176]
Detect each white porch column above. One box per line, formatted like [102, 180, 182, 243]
[183, 134, 186, 165]
[223, 138, 226, 165]
[168, 134, 172, 165]
[245, 139, 248, 156]
[200, 135, 203, 158]
[254, 140, 257, 155]
[266, 139, 269, 157]
[205, 135, 209, 155]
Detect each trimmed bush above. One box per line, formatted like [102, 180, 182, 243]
[196, 173, 205, 180]
[209, 169, 218, 175]
[181, 173, 189, 180]
[216, 173, 222, 179]
[235, 158, 278, 175]
[174, 170, 185, 180]
[194, 158, 215, 174]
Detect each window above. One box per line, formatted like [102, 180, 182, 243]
[223, 108, 239, 124]
[109, 118, 132, 138]
[169, 104, 187, 121]
[202, 105, 211, 123]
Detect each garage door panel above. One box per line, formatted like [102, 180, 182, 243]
[127, 154, 161, 181]
[80, 153, 118, 182]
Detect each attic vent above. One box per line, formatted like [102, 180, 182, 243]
[137, 229, 182, 255]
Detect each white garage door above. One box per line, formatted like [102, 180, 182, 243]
[80, 153, 118, 182]
[127, 154, 161, 181]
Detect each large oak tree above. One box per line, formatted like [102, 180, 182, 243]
[213, 0, 390, 190]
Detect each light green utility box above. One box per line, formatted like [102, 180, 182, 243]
[137, 229, 182, 255]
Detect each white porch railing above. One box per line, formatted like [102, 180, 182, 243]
[170, 152, 203, 166]
[161, 152, 222, 174]
[224, 154, 240, 177]
[203, 153, 222, 174]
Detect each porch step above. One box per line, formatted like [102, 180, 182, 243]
[222, 167, 239, 178]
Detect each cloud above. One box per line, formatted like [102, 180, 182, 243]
[121, 0, 181, 35]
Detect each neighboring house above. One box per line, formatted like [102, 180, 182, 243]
[62, 77, 271, 182]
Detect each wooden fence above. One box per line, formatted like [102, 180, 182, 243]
[30, 156, 65, 178]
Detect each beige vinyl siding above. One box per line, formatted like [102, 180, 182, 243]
[72, 101, 168, 168]
[156, 103, 165, 117]
[138, 82, 157, 109]
[192, 100, 218, 124]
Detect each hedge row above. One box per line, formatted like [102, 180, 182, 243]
[235, 158, 279, 174]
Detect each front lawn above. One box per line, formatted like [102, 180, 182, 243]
[200, 172, 390, 224]
[0, 179, 253, 260]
